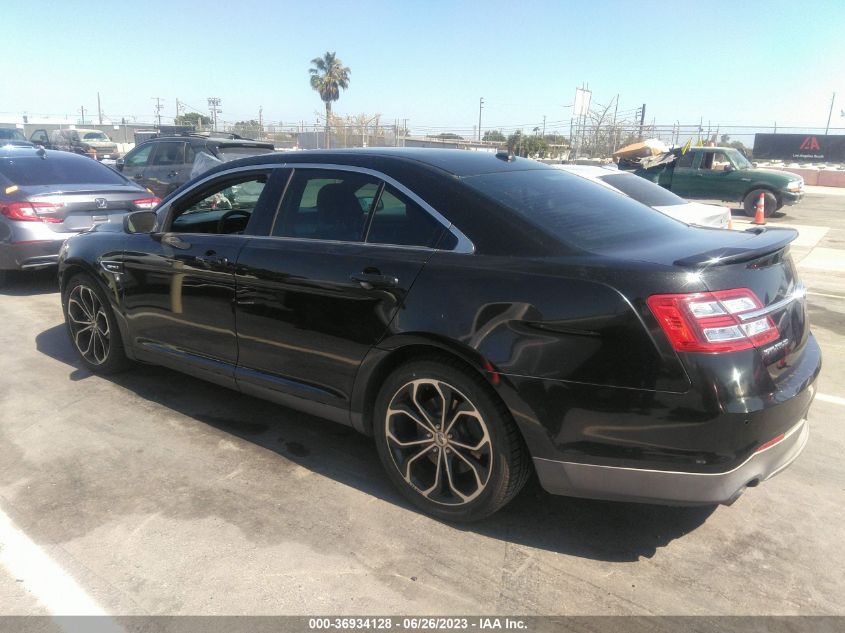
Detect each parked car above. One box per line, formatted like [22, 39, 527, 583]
[0, 146, 158, 286]
[58, 148, 820, 521]
[554, 164, 731, 228]
[29, 128, 119, 161]
[0, 127, 34, 147]
[116, 134, 275, 198]
[631, 146, 803, 217]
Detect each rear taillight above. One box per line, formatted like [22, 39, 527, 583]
[647, 288, 779, 353]
[0, 201, 64, 223]
[132, 197, 161, 209]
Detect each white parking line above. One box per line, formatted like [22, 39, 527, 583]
[0, 506, 124, 632]
[808, 291, 845, 300]
[816, 393, 845, 407]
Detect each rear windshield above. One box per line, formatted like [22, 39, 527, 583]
[0, 155, 128, 186]
[0, 129, 26, 141]
[597, 172, 686, 207]
[215, 146, 275, 161]
[463, 168, 689, 251]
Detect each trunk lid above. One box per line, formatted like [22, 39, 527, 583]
[25, 184, 148, 232]
[636, 226, 808, 383]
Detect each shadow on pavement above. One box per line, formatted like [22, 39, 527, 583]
[35, 323, 715, 562]
[0, 269, 59, 296]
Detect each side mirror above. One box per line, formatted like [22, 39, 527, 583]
[124, 210, 157, 234]
[723, 164, 734, 172]
[115, 158, 125, 172]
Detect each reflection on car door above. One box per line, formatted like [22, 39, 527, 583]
[233, 167, 449, 422]
[121, 169, 281, 387]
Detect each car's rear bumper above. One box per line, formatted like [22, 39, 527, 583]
[0, 239, 66, 270]
[533, 415, 809, 505]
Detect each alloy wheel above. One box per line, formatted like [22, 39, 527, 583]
[385, 378, 493, 506]
[67, 285, 110, 365]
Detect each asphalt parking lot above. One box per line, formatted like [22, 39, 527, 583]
[1, 189, 844, 617]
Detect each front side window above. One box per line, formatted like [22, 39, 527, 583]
[30, 130, 49, 143]
[125, 144, 153, 168]
[366, 185, 445, 248]
[273, 169, 380, 241]
[170, 173, 269, 235]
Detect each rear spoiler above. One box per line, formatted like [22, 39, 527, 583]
[674, 227, 798, 267]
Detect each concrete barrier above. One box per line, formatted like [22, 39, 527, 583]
[782, 167, 820, 186]
[817, 170, 845, 187]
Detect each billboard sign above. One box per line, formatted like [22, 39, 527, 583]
[754, 133, 845, 162]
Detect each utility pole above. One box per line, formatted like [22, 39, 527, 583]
[542, 115, 546, 138]
[259, 106, 263, 140]
[175, 98, 183, 123]
[402, 118, 409, 146]
[638, 103, 646, 138]
[610, 94, 619, 154]
[79, 105, 87, 125]
[207, 97, 221, 131]
[97, 92, 102, 124]
[825, 92, 836, 135]
[478, 97, 484, 141]
[151, 97, 164, 127]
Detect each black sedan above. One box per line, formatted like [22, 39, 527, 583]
[57, 148, 820, 521]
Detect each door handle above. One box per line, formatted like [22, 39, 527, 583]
[350, 271, 399, 289]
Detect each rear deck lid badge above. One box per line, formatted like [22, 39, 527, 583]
[95, 198, 107, 209]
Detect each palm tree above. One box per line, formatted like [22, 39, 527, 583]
[309, 52, 350, 149]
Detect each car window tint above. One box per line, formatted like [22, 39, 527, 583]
[598, 173, 686, 207]
[367, 185, 445, 248]
[125, 145, 153, 168]
[273, 169, 380, 242]
[0, 156, 128, 186]
[170, 174, 268, 235]
[152, 143, 184, 166]
[464, 168, 688, 252]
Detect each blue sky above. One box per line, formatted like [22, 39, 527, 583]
[3, 0, 844, 132]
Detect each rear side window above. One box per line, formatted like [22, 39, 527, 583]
[273, 169, 380, 242]
[215, 146, 275, 161]
[151, 142, 185, 165]
[463, 169, 688, 252]
[0, 156, 128, 186]
[366, 185, 445, 248]
[598, 173, 686, 207]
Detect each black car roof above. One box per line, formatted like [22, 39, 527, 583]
[232, 147, 550, 177]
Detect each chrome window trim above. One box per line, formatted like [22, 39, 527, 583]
[155, 162, 475, 254]
[736, 284, 806, 322]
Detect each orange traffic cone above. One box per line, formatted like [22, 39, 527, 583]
[752, 192, 766, 225]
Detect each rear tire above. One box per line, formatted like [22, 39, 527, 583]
[62, 273, 129, 374]
[373, 358, 531, 522]
[743, 189, 778, 217]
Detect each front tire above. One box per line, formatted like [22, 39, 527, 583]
[373, 358, 531, 521]
[62, 273, 129, 374]
[743, 189, 778, 217]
